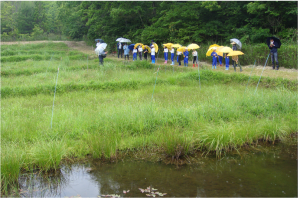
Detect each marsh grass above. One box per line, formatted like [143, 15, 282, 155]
[1, 42, 298, 193]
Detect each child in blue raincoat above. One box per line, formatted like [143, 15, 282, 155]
[183, 48, 189, 67]
[225, 53, 230, 70]
[170, 47, 175, 65]
[123, 44, 130, 60]
[211, 48, 218, 69]
[218, 55, 223, 66]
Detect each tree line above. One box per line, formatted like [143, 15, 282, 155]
[1, 1, 298, 46]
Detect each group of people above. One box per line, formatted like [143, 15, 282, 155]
[100, 38, 280, 70]
[116, 42, 199, 68]
[210, 42, 242, 72]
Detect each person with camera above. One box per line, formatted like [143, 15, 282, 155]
[268, 38, 279, 70]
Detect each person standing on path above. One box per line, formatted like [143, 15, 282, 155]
[143, 47, 148, 61]
[177, 50, 182, 66]
[96, 40, 101, 47]
[192, 49, 197, 67]
[170, 47, 175, 65]
[98, 46, 107, 65]
[211, 48, 218, 69]
[268, 38, 279, 70]
[138, 45, 143, 60]
[231, 42, 237, 68]
[225, 53, 230, 70]
[218, 54, 223, 66]
[151, 45, 156, 64]
[133, 47, 138, 61]
[117, 42, 123, 58]
[123, 44, 130, 60]
[183, 48, 189, 67]
[163, 46, 168, 64]
[231, 42, 242, 72]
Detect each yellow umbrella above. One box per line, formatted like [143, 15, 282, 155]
[162, 43, 173, 51]
[134, 43, 143, 48]
[209, 44, 219, 49]
[171, 44, 182, 48]
[227, 51, 244, 56]
[206, 46, 218, 57]
[163, 43, 173, 47]
[177, 46, 188, 52]
[187, 43, 200, 49]
[219, 46, 233, 53]
[152, 42, 159, 53]
[216, 46, 224, 56]
[142, 45, 151, 52]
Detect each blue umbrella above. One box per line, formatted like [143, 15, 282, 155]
[128, 44, 135, 51]
[95, 39, 104, 43]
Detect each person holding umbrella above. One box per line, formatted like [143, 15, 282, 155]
[268, 38, 280, 70]
[170, 46, 175, 65]
[151, 45, 156, 64]
[138, 45, 143, 60]
[177, 50, 182, 66]
[192, 49, 197, 67]
[143, 46, 149, 60]
[225, 53, 230, 70]
[230, 41, 242, 72]
[183, 48, 189, 67]
[117, 42, 123, 58]
[163, 46, 169, 64]
[133, 47, 138, 61]
[96, 40, 101, 47]
[211, 47, 218, 69]
[95, 43, 107, 65]
[123, 44, 130, 60]
[218, 54, 223, 66]
[231, 41, 237, 68]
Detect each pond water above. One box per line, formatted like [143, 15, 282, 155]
[18, 143, 297, 198]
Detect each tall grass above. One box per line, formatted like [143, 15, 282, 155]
[1, 42, 297, 193]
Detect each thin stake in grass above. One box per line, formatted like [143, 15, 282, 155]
[152, 66, 160, 101]
[255, 54, 270, 94]
[45, 53, 53, 74]
[244, 60, 256, 96]
[50, 67, 60, 129]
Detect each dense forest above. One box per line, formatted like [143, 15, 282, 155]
[1, 1, 298, 46]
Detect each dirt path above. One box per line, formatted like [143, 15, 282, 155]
[2, 40, 298, 80]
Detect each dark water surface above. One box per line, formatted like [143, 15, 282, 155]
[18, 143, 297, 197]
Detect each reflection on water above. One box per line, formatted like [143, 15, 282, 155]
[18, 143, 297, 197]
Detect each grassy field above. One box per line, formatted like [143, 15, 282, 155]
[1, 42, 298, 194]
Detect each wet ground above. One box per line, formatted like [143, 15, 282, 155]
[17, 142, 297, 198]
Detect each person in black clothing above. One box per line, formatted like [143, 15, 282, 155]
[117, 42, 123, 58]
[268, 38, 279, 70]
[231, 41, 237, 68]
[144, 47, 148, 60]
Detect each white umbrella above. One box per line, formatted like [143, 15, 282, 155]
[230, 38, 242, 50]
[119, 38, 131, 43]
[95, 43, 107, 55]
[116, 37, 125, 42]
